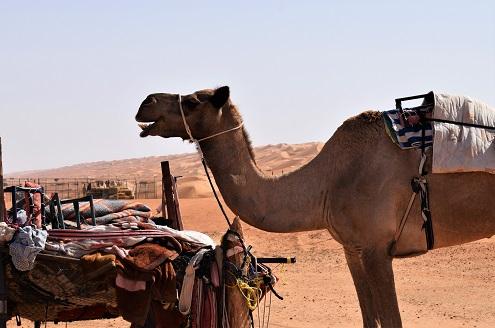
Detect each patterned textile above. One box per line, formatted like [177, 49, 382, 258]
[45, 199, 152, 226]
[114, 243, 179, 326]
[45, 226, 183, 258]
[383, 109, 433, 149]
[9, 226, 48, 271]
[0, 222, 15, 244]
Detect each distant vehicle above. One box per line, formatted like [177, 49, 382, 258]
[85, 180, 134, 199]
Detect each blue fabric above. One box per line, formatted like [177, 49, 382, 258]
[383, 109, 433, 149]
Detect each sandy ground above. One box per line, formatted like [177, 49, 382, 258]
[5, 143, 495, 327]
[8, 197, 495, 328]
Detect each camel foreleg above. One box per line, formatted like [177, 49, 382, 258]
[361, 247, 402, 328]
[345, 248, 379, 328]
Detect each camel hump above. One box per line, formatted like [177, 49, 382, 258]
[353, 111, 383, 123]
[339, 111, 383, 132]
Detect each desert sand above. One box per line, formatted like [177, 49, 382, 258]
[5, 142, 495, 327]
[6, 142, 325, 199]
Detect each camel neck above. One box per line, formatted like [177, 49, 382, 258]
[199, 107, 328, 232]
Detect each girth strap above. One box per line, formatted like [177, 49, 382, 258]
[420, 123, 434, 250]
[394, 153, 435, 250]
[411, 175, 434, 250]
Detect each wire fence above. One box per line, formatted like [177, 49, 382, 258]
[3, 169, 289, 201]
[3, 177, 162, 200]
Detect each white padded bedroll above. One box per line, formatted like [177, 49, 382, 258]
[432, 93, 495, 174]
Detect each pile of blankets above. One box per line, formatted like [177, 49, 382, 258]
[76, 227, 215, 326]
[46, 199, 153, 226]
[0, 197, 221, 327]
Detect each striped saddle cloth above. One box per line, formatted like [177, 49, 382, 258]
[383, 109, 433, 149]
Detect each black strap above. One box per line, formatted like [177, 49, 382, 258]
[249, 310, 255, 328]
[425, 117, 495, 130]
[419, 123, 434, 250]
[267, 281, 284, 300]
[421, 196, 434, 249]
[201, 158, 232, 227]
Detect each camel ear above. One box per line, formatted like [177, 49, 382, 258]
[210, 86, 230, 109]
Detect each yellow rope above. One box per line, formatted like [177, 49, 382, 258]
[235, 278, 262, 311]
[224, 258, 268, 311]
[225, 270, 265, 311]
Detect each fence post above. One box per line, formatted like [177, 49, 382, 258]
[134, 179, 138, 199]
[153, 175, 157, 199]
[161, 161, 183, 230]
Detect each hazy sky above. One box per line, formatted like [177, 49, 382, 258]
[1, 1, 494, 174]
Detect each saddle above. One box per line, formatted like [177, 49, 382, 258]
[385, 91, 495, 173]
[386, 91, 495, 252]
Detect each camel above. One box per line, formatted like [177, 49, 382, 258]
[135, 86, 495, 327]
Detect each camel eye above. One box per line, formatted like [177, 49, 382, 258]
[183, 97, 200, 109]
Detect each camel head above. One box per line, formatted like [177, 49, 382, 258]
[135, 86, 233, 140]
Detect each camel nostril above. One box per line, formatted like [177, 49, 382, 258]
[142, 96, 157, 106]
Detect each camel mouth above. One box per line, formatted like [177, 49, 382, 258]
[138, 121, 157, 137]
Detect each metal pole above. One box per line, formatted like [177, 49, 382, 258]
[0, 138, 4, 222]
[0, 256, 7, 328]
[0, 138, 7, 328]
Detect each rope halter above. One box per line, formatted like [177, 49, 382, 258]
[178, 94, 244, 157]
[177, 94, 241, 227]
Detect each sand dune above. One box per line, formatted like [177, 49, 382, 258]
[6, 142, 324, 199]
[7, 142, 323, 179]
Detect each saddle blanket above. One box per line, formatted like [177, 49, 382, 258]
[383, 109, 433, 149]
[432, 93, 495, 174]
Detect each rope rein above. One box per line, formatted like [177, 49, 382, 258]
[177, 94, 244, 227]
[179, 95, 278, 326]
[202, 158, 232, 226]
